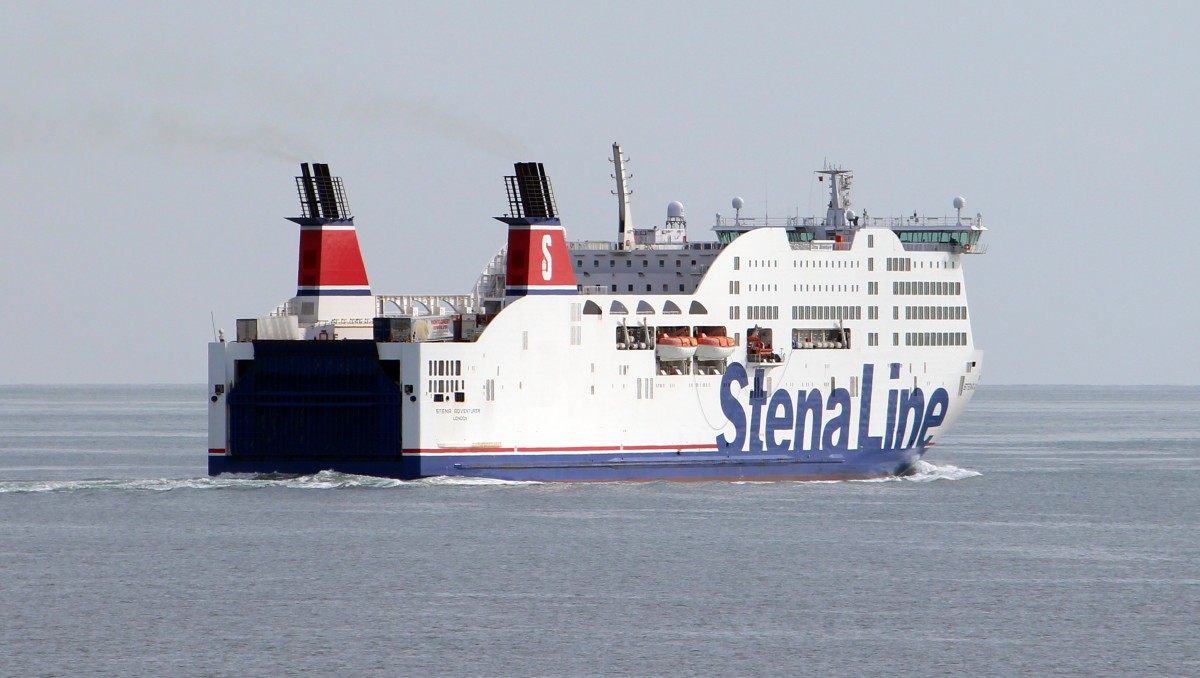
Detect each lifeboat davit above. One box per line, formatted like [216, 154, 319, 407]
[694, 334, 736, 360]
[655, 335, 698, 361]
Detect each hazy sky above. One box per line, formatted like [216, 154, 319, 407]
[3, 1, 1197, 385]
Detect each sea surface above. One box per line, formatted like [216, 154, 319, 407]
[1, 384, 1197, 677]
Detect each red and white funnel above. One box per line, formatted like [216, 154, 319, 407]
[495, 162, 577, 297]
[287, 163, 374, 324]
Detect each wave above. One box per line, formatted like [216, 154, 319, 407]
[726, 460, 981, 485]
[414, 475, 539, 486]
[1, 464, 977, 493]
[0, 470, 418, 493]
[854, 459, 982, 483]
[0, 470, 542, 493]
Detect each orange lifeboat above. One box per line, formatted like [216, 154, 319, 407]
[655, 334, 698, 361]
[694, 333, 736, 360]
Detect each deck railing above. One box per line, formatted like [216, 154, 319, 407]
[715, 215, 982, 230]
[376, 294, 482, 317]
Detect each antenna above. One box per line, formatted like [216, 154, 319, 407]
[814, 165, 852, 237]
[210, 311, 218, 342]
[611, 142, 634, 249]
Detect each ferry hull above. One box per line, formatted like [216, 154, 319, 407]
[207, 445, 924, 482]
[209, 334, 970, 482]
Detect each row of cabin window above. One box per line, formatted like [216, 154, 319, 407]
[903, 332, 968, 347]
[791, 305, 863, 321]
[887, 253, 961, 270]
[746, 305, 779, 320]
[746, 258, 778, 268]
[736, 256, 865, 271]
[607, 284, 690, 292]
[578, 258, 700, 268]
[427, 378, 464, 394]
[730, 278, 952, 297]
[892, 281, 962, 295]
[428, 359, 462, 377]
[795, 259, 860, 268]
[905, 306, 968, 320]
[796, 283, 860, 293]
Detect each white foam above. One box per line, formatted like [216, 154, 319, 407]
[0, 464, 975, 493]
[0, 478, 225, 493]
[852, 459, 982, 483]
[0, 471, 409, 493]
[273, 470, 406, 489]
[414, 475, 540, 486]
[905, 459, 982, 481]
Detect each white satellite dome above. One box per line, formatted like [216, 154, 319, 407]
[667, 201, 685, 218]
[732, 196, 745, 210]
[953, 196, 966, 210]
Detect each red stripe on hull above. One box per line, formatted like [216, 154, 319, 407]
[408, 443, 718, 455]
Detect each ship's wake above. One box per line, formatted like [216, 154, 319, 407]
[728, 461, 981, 485]
[0, 463, 978, 493]
[858, 459, 982, 483]
[0, 470, 539, 493]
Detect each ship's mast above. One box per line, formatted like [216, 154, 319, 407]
[611, 142, 634, 249]
[815, 166, 853, 239]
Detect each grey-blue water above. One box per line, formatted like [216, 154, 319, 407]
[1, 385, 1197, 677]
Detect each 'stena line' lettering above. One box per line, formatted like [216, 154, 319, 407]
[717, 363, 948, 454]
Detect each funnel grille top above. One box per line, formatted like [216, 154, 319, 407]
[295, 163, 351, 220]
[504, 162, 556, 219]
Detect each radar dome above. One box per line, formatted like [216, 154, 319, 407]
[953, 196, 966, 210]
[846, 209, 857, 221]
[732, 196, 745, 210]
[667, 201, 685, 218]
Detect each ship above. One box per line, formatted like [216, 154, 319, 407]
[207, 145, 986, 481]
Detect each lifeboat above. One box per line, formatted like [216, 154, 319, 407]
[694, 333, 736, 360]
[655, 334, 698, 361]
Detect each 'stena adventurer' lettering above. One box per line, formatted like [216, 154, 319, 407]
[716, 363, 948, 454]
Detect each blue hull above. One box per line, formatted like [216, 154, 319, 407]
[208, 446, 925, 482]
